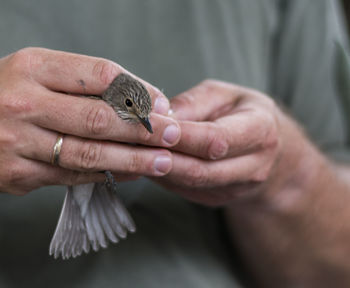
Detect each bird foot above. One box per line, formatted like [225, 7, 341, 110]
[104, 170, 118, 193]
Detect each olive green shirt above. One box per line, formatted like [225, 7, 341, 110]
[0, 0, 349, 287]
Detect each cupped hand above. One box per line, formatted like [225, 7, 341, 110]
[152, 79, 307, 206]
[0, 47, 180, 195]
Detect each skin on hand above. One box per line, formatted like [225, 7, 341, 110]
[0, 47, 181, 195]
[153, 79, 294, 206]
[154, 79, 350, 285]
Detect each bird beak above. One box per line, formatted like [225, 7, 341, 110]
[139, 117, 153, 134]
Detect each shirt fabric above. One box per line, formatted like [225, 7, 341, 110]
[0, 0, 349, 287]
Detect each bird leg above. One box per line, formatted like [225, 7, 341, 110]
[104, 170, 118, 193]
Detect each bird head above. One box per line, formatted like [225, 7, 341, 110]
[102, 73, 153, 133]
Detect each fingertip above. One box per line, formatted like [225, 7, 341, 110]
[154, 155, 172, 176]
[154, 96, 170, 115]
[162, 123, 181, 146]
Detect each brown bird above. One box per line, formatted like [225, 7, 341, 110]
[49, 73, 153, 259]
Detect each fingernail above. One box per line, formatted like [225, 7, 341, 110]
[154, 97, 170, 114]
[154, 156, 172, 175]
[209, 140, 229, 160]
[163, 124, 180, 145]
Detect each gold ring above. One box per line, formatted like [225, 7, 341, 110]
[51, 133, 64, 166]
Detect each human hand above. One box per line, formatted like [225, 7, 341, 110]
[152, 79, 309, 206]
[0, 48, 180, 195]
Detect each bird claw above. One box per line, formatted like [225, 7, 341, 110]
[104, 170, 118, 193]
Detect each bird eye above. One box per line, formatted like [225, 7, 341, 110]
[125, 99, 133, 107]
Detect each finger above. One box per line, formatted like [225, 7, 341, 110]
[28, 89, 180, 147]
[18, 125, 173, 176]
[0, 158, 105, 195]
[170, 80, 248, 121]
[157, 150, 273, 189]
[60, 136, 173, 176]
[15, 47, 169, 114]
[172, 109, 277, 160]
[2, 158, 141, 195]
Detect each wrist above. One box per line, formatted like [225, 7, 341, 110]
[258, 110, 329, 212]
[225, 112, 349, 285]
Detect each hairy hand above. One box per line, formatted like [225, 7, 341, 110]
[0, 47, 180, 195]
[152, 79, 310, 206]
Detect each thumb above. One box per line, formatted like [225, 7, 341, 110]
[170, 79, 242, 121]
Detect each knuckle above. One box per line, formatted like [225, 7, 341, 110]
[85, 104, 112, 136]
[92, 59, 118, 86]
[183, 164, 208, 188]
[264, 127, 279, 150]
[1, 93, 33, 116]
[4, 162, 27, 187]
[8, 47, 36, 75]
[125, 152, 143, 173]
[247, 110, 279, 152]
[0, 129, 17, 153]
[261, 113, 279, 150]
[77, 141, 103, 170]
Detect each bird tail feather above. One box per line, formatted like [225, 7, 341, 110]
[49, 183, 135, 259]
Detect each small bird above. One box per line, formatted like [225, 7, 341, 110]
[49, 73, 153, 259]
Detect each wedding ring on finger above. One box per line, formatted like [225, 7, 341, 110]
[51, 133, 64, 166]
